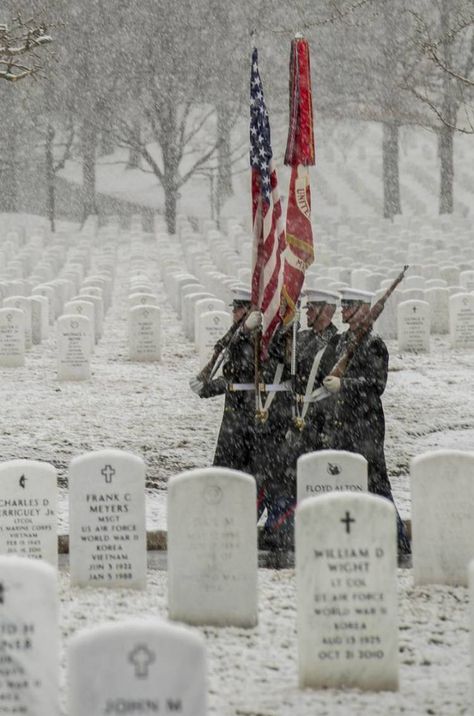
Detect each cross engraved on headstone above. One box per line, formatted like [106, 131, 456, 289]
[412, 306, 417, 313]
[19, 474, 27, 489]
[128, 644, 156, 678]
[341, 511, 355, 534]
[143, 309, 149, 317]
[101, 464, 115, 484]
[77, 305, 83, 313]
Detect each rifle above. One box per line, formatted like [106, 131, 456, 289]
[196, 310, 248, 383]
[329, 264, 409, 379]
[309, 265, 409, 402]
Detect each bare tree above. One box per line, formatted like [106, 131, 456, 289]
[408, 1, 474, 212]
[0, 14, 51, 82]
[106, 0, 245, 234]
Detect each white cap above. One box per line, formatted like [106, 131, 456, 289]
[303, 288, 340, 306]
[229, 286, 251, 305]
[340, 288, 374, 304]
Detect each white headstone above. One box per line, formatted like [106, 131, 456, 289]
[69, 449, 147, 588]
[198, 311, 230, 368]
[424, 287, 449, 335]
[373, 288, 399, 340]
[31, 284, 55, 324]
[0, 307, 25, 367]
[404, 275, 425, 290]
[64, 299, 95, 349]
[128, 305, 161, 361]
[351, 268, 371, 290]
[168, 467, 258, 627]
[3, 296, 32, 349]
[297, 450, 368, 504]
[182, 291, 213, 341]
[194, 298, 226, 347]
[77, 293, 103, 341]
[128, 292, 158, 307]
[411, 450, 474, 586]
[449, 293, 474, 348]
[469, 561, 474, 699]
[29, 295, 49, 344]
[296, 493, 398, 691]
[0, 460, 57, 566]
[398, 288, 425, 303]
[57, 314, 91, 381]
[0, 557, 59, 714]
[397, 300, 430, 352]
[460, 270, 474, 292]
[68, 619, 207, 716]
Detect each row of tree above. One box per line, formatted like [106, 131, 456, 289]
[0, 0, 473, 232]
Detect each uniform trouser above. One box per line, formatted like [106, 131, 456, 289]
[259, 435, 297, 550]
[369, 472, 411, 556]
[213, 408, 256, 474]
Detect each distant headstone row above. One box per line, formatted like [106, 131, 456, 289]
[160, 212, 474, 353]
[0, 217, 119, 379]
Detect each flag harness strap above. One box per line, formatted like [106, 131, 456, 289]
[296, 345, 326, 424]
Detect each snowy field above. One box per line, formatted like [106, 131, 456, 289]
[3, 119, 474, 714]
[2, 225, 474, 715]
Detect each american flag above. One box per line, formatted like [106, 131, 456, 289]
[250, 48, 286, 359]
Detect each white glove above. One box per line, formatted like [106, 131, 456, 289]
[323, 376, 341, 394]
[244, 310, 262, 330]
[189, 376, 204, 395]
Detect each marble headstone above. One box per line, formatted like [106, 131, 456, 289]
[296, 493, 398, 691]
[128, 305, 161, 362]
[0, 556, 59, 714]
[69, 449, 146, 588]
[198, 311, 230, 368]
[168, 467, 258, 626]
[57, 314, 91, 380]
[63, 299, 95, 350]
[68, 619, 206, 716]
[397, 300, 430, 352]
[297, 450, 368, 504]
[0, 460, 57, 566]
[194, 298, 226, 346]
[0, 308, 25, 367]
[411, 450, 474, 586]
[449, 293, 474, 349]
[3, 296, 32, 350]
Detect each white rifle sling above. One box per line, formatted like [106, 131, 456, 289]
[261, 362, 285, 414]
[301, 346, 327, 419]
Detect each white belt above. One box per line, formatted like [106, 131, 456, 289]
[229, 380, 292, 393]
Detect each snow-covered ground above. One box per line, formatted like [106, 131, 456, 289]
[2, 222, 474, 715]
[4, 119, 474, 714]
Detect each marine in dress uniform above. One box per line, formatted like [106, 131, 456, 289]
[190, 287, 256, 474]
[322, 288, 411, 557]
[260, 289, 341, 551]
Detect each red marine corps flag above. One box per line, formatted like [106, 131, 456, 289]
[281, 36, 315, 324]
[250, 48, 287, 360]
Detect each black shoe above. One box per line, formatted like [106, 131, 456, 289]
[397, 553, 412, 569]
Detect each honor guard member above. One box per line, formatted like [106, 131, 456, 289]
[293, 288, 341, 451]
[189, 287, 256, 474]
[259, 288, 341, 552]
[322, 287, 411, 557]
